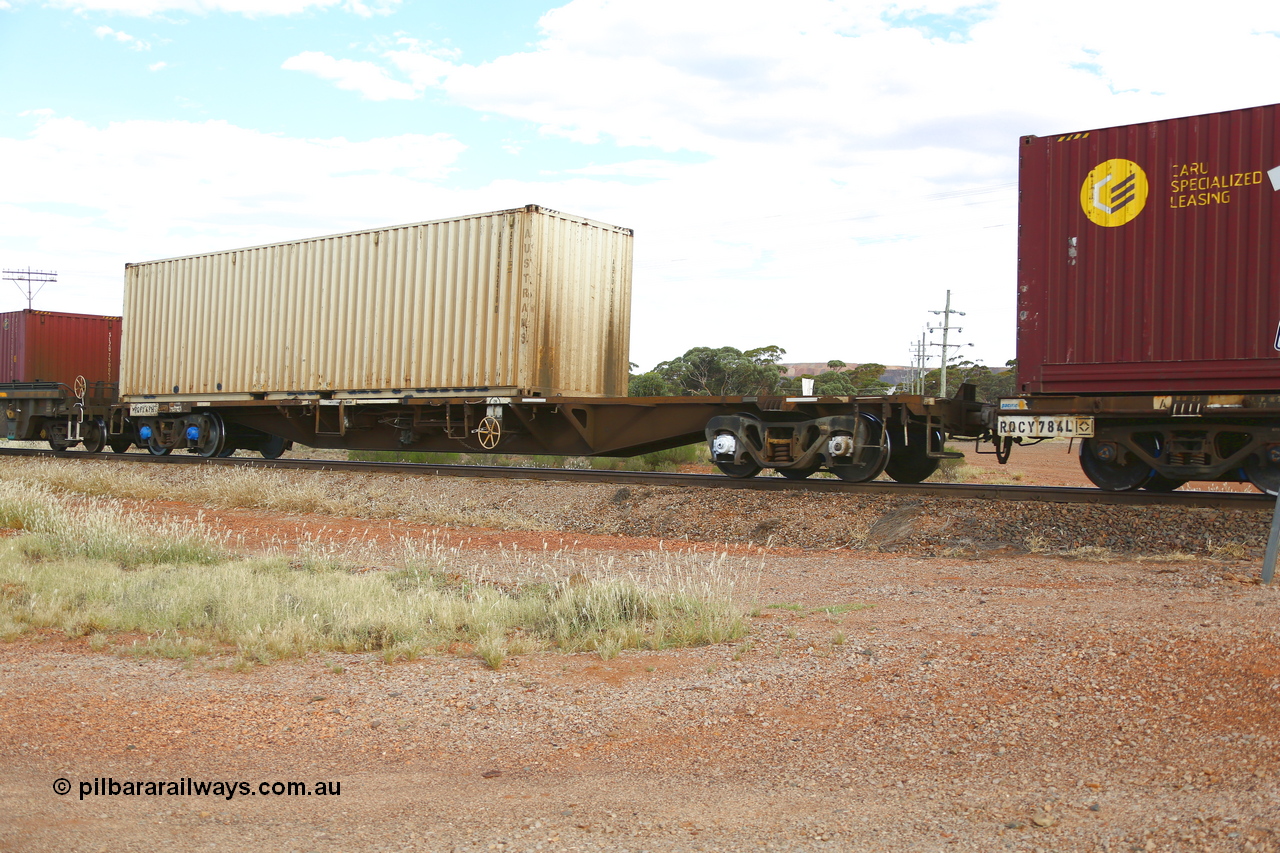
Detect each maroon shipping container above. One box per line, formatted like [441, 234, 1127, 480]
[1017, 103, 1280, 394]
[0, 310, 121, 388]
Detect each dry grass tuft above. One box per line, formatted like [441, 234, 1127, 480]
[0, 479, 226, 568]
[0, 480, 755, 667]
[928, 462, 1025, 486]
[0, 458, 545, 531]
[1134, 552, 1197, 564]
[1054, 545, 1115, 562]
[1206, 539, 1250, 562]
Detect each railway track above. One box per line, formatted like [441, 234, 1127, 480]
[0, 446, 1271, 510]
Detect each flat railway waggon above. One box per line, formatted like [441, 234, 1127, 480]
[996, 103, 1280, 494]
[7, 105, 1280, 493]
[0, 331, 985, 485]
[0, 206, 985, 484]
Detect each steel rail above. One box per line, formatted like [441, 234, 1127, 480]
[0, 446, 1269, 510]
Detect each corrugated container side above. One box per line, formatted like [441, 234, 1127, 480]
[0, 310, 121, 388]
[120, 206, 632, 399]
[1017, 103, 1280, 393]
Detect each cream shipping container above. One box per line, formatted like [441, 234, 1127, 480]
[120, 205, 633, 401]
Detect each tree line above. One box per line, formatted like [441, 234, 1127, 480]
[629, 345, 1016, 402]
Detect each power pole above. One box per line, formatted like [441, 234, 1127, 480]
[909, 331, 928, 395]
[928, 290, 966, 397]
[3, 268, 56, 310]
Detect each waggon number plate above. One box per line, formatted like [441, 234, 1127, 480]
[129, 403, 160, 416]
[996, 415, 1094, 438]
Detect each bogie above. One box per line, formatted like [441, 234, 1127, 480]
[1071, 422, 1280, 492]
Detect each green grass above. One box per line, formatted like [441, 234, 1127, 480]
[0, 551, 749, 668]
[0, 481, 750, 668]
[933, 445, 967, 480]
[588, 444, 702, 473]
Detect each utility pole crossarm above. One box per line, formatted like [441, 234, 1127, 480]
[2, 268, 57, 310]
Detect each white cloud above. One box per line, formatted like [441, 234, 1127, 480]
[0, 113, 466, 315]
[282, 37, 457, 100]
[340, 0, 393, 17]
[292, 0, 1280, 164]
[302, 0, 1275, 367]
[14, 0, 1280, 368]
[148, 60, 167, 71]
[408, 0, 1280, 159]
[93, 24, 150, 50]
[384, 37, 459, 90]
[281, 51, 417, 100]
[44, 0, 397, 16]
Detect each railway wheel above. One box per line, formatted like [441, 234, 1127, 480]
[778, 464, 820, 480]
[828, 417, 890, 483]
[190, 413, 226, 458]
[709, 426, 761, 478]
[1244, 455, 1280, 495]
[830, 444, 889, 482]
[108, 438, 133, 454]
[258, 435, 292, 459]
[884, 425, 942, 484]
[715, 459, 761, 479]
[1079, 437, 1155, 491]
[81, 419, 107, 454]
[47, 438, 71, 453]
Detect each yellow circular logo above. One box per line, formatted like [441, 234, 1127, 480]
[1080, 159, 1148, 227]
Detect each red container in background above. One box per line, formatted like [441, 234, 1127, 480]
[0, 310, 121, 388]
[1017, 103, 1280, 394]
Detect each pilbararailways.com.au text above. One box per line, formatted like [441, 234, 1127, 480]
[54, 777, 341, 801]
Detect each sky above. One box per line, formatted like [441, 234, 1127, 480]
[2, 1, 1279, 373]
